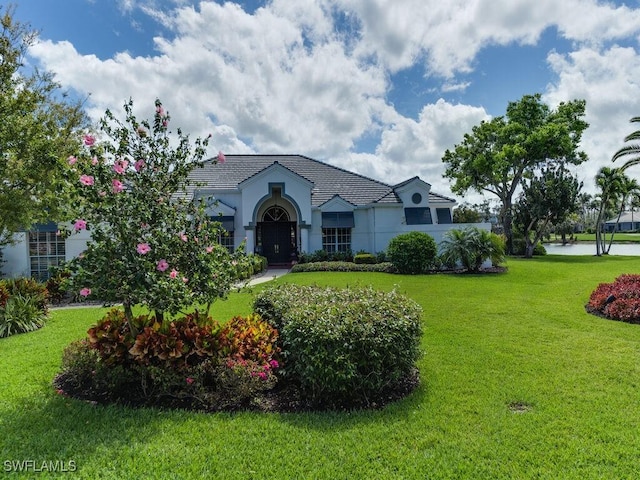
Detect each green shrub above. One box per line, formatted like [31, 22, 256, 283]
[45, 267, 72, 304]
[512, 238, 547, 256]
[0, 294, 47, 337]
[0, 283, 9, 307]
[354, 253, 377, 264]
[439, 227, 506, 272]
[0, 277, 48, 313]
[387, 231, 437, 274]
[290, 261, 396, 273]
[298, 249, 354, 264]
[253, 284, 423, 407]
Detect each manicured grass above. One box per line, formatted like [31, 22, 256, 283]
[2, 256, 640, 478]
[571, 232, 640, 243]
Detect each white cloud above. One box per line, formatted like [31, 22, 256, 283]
[26, 0, 640, 204]
[545, 44, 640, 194]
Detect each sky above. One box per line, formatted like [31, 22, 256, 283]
[13, 0, 640, 205]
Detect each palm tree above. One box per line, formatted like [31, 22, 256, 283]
[439, 227, 505, 272]
[612, 117, 640, 170]
[606, 175, 640, 253]
[594, 167, 624, 256]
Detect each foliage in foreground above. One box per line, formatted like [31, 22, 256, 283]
[253, 284, 423, 407]
[586, 273, 640, 324]
[55, 310, 280, 411]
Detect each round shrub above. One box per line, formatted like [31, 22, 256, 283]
[253, 284, 423, 408]
[387, 231, 437, 274]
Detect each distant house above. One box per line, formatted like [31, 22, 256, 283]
[604, 211, 640, 232]
[2, 154, 489, 278]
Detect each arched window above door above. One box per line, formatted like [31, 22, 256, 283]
[263, 206, 290, 222]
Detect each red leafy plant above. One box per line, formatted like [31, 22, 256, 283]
[586, 274, 640, 324]
[62, 309, 281, 410]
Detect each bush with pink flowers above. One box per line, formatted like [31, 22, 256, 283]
[65, 98, 244, 327]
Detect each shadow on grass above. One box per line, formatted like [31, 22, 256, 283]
[273, 378, 430, 433]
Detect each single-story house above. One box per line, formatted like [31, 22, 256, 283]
[2, 154, 489, 279]
[604, 211, 640, 232]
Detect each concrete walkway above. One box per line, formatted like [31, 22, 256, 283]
[244, 267, 291, 286]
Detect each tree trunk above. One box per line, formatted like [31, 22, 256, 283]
[605, 200, 626, 254]
[123, 301, 139, 337]
[502, 199, 514, 255]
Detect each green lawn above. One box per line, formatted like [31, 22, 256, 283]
[570, 232, 640, 243]
[1, 256, 640, 479]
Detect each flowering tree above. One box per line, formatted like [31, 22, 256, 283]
[67, 98, 240, 326]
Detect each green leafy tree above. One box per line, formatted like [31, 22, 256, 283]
[0, 5, 87, 245]
[67, 98, 242, 327]
[443, 94, 588, 254]
[439, 227, 505, 272]
[513, 163, 581, 258]
[453, 203, 483, 223]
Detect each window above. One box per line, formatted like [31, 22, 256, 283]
[29, 223, 65, 281]
[321, 211, 353, 253]
[412, 192, 422, 204]
[322, 227, 351, 253]
[213, 216, 235, 252]
[404, 207, 432, 225]
[436, 208, 452, 224]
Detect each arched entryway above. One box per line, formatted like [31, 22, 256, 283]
[257, 205, 297, 265]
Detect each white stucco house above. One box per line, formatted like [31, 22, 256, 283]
[2, 154, 489, 278]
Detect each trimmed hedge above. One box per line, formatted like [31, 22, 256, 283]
[290, 261, 397, 273]
[387, 231, 438, 274]
[253, 284, 423, 407]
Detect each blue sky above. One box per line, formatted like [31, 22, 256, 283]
[13, 0, 640, 202]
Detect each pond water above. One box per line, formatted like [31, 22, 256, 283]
[543, 243, 640, 256]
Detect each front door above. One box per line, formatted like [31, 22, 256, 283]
[261, 222, 295, 264]
[258, 205, 296, 264]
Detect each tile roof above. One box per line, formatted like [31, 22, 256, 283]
[187, 154, 454, 207]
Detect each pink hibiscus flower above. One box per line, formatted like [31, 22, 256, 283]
[112, 179, 124, 193]
[74, 219, 87, 231]
[156, 259, 169, 272]
[83, 134, 96, 146]
[136, 243, 151, 255]
[79, 287, 91, 297]
[79, 175, 94, 186]
[134, 159, 145, 172]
